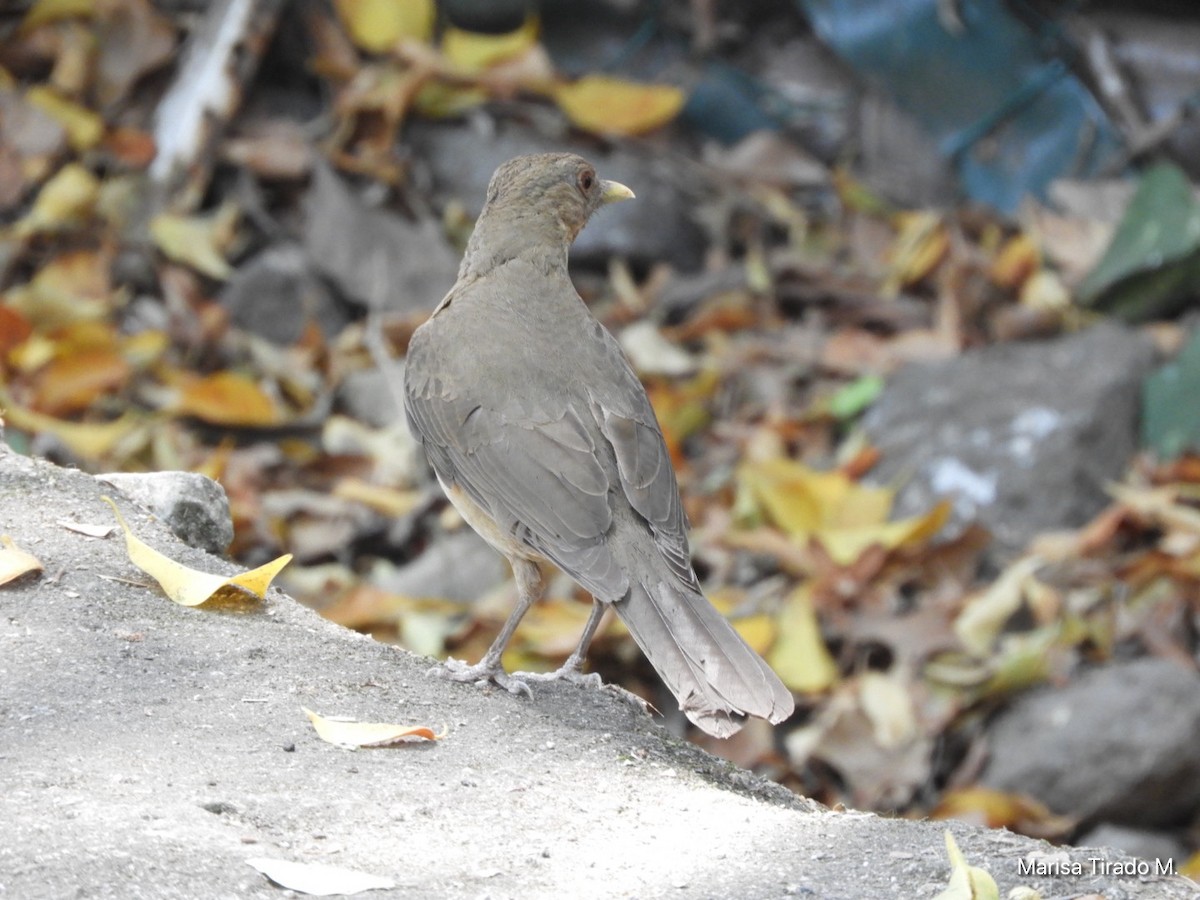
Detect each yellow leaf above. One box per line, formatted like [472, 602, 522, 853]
[174, 371, 281, 427]
[0, 536, 44, 586]
[883, 211, 948, 296]
[738, 457, 948, 566]
[989, 233, 1039, 290]
[554, 75, 685, 137]
[103, 497, 291, 606]
[934, 830, 1000, 900]
[859, 670, 915, 749]
[20, 0, 92, 31]
[954, 557, 1041, 656]
[150, 204, 238, 279]
[768, 584, 838, 693]
[732, 614, 776, 655]
[303, 707, 443, 747]
[413, 80, 488, 118]
[334, 0, 434, 52]
[14, 163, 98, 236]
[25, 86, 104, 151]
[0, 389, 145, 459]
[442, 17, 539, 72]
[1019, 270, 1070, 311]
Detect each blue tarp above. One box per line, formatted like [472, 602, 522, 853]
[801, 0, 1126, 212]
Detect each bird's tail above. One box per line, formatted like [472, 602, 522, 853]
[612, 579, 794, 738]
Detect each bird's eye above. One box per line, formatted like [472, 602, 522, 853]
[578, 169, 595, 193]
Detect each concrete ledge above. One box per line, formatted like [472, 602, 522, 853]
[1, 447, 1192, 899]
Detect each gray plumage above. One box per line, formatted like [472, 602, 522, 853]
[404, 153, 793, 737]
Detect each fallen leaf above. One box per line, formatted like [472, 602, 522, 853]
[932, 787, 1074, 838]
[150, 204, 239, 279]
[13, 163, 98, 235]
[553, 75, 685, 137]
[989, 233, 1038, 291]
[57, 520, 115, 538]
[0, 391, 145, 460]
[246, 857, 396, 896]
[334, 0, 434, 52]
[92, 0, 177, 107]
[953, 558, 1042, 656]
[933, 830, 1000, 900]
[303, 707, 442, 748]
[737, 457, 949, 566]
[103, 497, 290, 606]
[768, 584, 838, 693]
[24, 86, 104, 151]
[20, 0, 92, 32]
[883, 211, 948, 295]
[441, 17, 539, 72]
[174, 371, 282, 427]
[31, 346, 131, 415]
[0, 536, 44, 586]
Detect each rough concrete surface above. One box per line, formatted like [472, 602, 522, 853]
[1, 447, 1195, 900]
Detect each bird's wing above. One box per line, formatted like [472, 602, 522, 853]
[586, 331, 700, 594]
[405, 355, 630, 600]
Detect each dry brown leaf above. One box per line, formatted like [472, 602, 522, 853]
[104, 497, 291, 606]
[303, 707, 443, 747]
[0, 536, 44, 586]
[553, 75, 685, 137]
[31, 347, 131, 415]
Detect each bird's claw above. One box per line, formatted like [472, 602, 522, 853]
[513, 666, 603, 689]
[429, 658, 533, 698]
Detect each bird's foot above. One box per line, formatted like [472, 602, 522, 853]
[429, 657, 532, 698]
[512, 663, 603, 690]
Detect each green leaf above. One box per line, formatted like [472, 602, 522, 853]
[1077, 163, 1200, 321]
[826, 374, 885, 421]
[1143, 329, 1200, 458]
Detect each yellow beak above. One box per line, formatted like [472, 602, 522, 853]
[600, 180, 635, 204]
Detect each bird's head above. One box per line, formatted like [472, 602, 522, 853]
[461, 153, 634, 276]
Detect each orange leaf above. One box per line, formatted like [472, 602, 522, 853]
[175, 372, 281, 427]
[0, 305, 33, 356]
[32, 347, 131, 415]
[989, 233, 1039, 290]
[554, 75, 685, 137]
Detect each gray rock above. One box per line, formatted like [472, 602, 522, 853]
[303, 161, 460, 312]
[1077, 823, 1188, 868]
[407, 120, 709, 271]
[220, 243, 347, 344]
[96, 471, 233, 555]
[982, 658, 1200, 827]
[863, 323, 1156, 561]
[337, 364, 405, 427]
[372, 529, 508, 603]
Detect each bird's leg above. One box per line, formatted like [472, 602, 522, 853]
[514, 598, 606, 689]
[431, 558, 541, 698]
